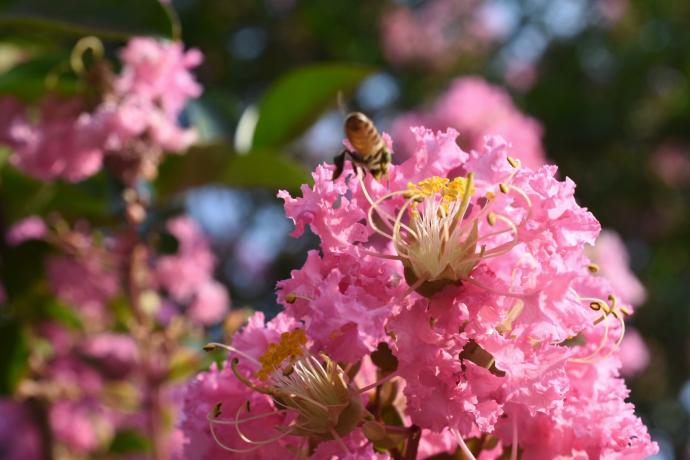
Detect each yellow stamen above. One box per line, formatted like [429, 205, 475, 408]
[256, 329, 307, 381]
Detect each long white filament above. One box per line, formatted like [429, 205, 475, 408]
[453, 429, 478, 460]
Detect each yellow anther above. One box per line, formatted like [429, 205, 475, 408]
[256, 329, 307, 381]
[620, 306, 632, 316]
[589, 301, 603, 311]
[487, 212, 497, 226]
[587, 263, 600, 273]
[407, 176, 449, 198]
[285, 293, 298, 304]
[499, 183, 509, 194]
[507, 156, 519, 168]
[486, 191, 495, 200]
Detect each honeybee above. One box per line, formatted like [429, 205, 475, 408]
[332, 112, 392, 181]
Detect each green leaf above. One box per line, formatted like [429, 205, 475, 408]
[0, 0, 175, 39]
[223, 150, 310, 190]
[0, 168, 111, 223]
[156, 143, 310, 198]
[0, 56, 77, 101]
[0, 319, 29, 395]
[251, 63, 374, 149]
[108, 430, 151, 454]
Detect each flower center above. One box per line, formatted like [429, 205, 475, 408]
[226, 330, 365, 442]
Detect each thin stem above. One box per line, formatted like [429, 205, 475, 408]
[205, 342, 261, 366]
[329, 426, 351, 455]
[454, 430, 478, 460]
[510, 416, 518, 460]
[404, 425, 422, 460]
[357, 371, 398, 394]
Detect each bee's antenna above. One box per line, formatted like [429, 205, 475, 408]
[337, 91, 348, 115]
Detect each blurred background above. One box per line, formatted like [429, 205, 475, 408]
[0, 0, 689, 458]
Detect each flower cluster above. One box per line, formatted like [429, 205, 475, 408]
[180, 125, 657, 458]
[391, 77, 546, 169]
[380, 0, 495, 69]
[156, 216, 230, 326]
[0, 37, 201, 183]
[4, 214, 228, 458]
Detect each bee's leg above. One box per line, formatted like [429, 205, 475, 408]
[348, 151, 367, 180]
[382, 150, 393, 186]
[332, 150, 348, 180]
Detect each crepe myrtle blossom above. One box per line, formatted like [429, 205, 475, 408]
[277, 127, 657, 457]
[617, 328, 651, 377]
[380, 0, 495, 69]
[587, 230, 646, 308]
[0, 399, 43, 460]
[155, 216, 229, 326]
[6, 215, 47, 246]
[391, 77, 545, 169]
[0, 38, 201, 183]
[180, 312, 400, 459]
[277, 249, 405, 363]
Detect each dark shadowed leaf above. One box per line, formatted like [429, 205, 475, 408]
[0, 320, 28, 395]
[370, 342, 399, 373]
[0, 0, 174, 39]
[0, 168, 111, 222]
[156, 143, 310, 198]
[251, 63, 374, 149]
[0, 56, 77, 101]
[109, 430, 151, 454]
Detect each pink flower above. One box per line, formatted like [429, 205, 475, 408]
[6, 215, 47, 246]
[100, 38, 202, 155]
[588, 230, 646, 307]
[1, 38, 202, 183]
[156, 216, 216, 301]
[155, 216, 229, 326]
[188, 281, 230, 326]
[46, 246, 119, 323]
[391, 77, 546, 169]
[0, 399, 43, 460]
[117, 38, 202, 119]
[4, 95, 105, 182]
[618, 328, 650, 377]
[277, 249, 404, 362]
[380, 0, 494, 69]
[49, 400, 114, 453]
[274, 126, 656, 456]
[82, 333, 139, 378]
[651, 142, 690, 188]
[179, 312, 301, 459]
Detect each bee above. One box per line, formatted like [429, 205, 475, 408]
[332, 112, 392, 181]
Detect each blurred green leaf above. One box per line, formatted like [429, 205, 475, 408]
[224, 150, 310, 190]
[167, 348, 201, 382]
[250, 63, 374, 149]
[0, 0, 174, 39]
[156, 143, 310, 198]
[0, 56, 76, 101]
[0, 168, 111, 222]
[0, 319, 29, 395]
[40, 299, 83, 330]
[0, 240, 51, 301]
[108, 430, 151, 454]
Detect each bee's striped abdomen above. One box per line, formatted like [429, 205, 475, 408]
[345, 112, 385, 158]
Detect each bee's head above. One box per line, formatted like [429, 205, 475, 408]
[345, 112, 370, 133]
